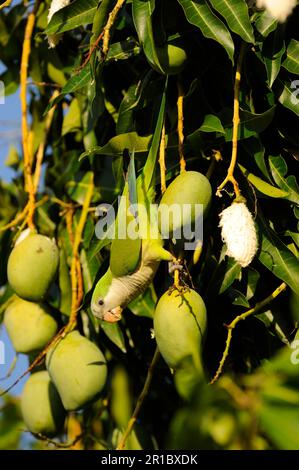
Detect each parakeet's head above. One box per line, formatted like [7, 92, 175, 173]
[91, 269, 123, 323]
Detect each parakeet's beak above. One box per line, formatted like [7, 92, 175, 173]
[103, 306, 123, 323]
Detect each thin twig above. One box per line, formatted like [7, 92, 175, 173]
[65, 175, 94, 332]
[0, 196, 48, 234]
[0, 326, 66, 397]
[102, 0, 126, 58]
[67, 413, 83, 450]
[80, 31, 104, 70]
[80, 0, 126, 70]
[0, 0, 12, 11]
[177, 81, 186, 173]
[0, 204, 29, 233]
[116, 348, 160, 450]
[27, 431, 84, 449]
[20, 4, 38, 228]
[210, 282, 287, 384]
[0, 183, 92, 397]
[33, 89, 59, 193]
[216, 44, 246, 198]
[0, 354, 17, 381]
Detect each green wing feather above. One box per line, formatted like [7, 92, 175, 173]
[110, 156, 142, 277]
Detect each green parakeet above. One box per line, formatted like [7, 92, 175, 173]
[91, 86, 173, 322]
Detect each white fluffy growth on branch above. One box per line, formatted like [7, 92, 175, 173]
[256, 0, 297, 22]
[47, 0, 71, 48]
[219, 202, 258, 268]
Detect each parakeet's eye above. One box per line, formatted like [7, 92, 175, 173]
[98, 299, 104, 306]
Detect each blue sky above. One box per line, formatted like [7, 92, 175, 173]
[0, 62, 28, 396]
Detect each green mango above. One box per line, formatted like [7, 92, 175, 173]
[46, 331, 107, 411]
[158, 171, 212, 238]
[21, 371, 65, 436]
[4, 297, 57, 353]
[7, 233, 59, 301]
[154, 288, 207, 372]
[156, 39, 188, 75]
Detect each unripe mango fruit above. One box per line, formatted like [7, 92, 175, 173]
[7, 233, 59, 301]
[46, 331, 107, 411]
[21, 371, 65, 436]
[154, 288, 207, 371]
[158, 171, 212, 238]
[156, 40, 188, 75]
[4, 298, 57, 353]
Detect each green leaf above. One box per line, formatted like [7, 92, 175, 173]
[241, 137, 271, 181]
[230, 288, 250, 308]
[178, 0, 234, 62]
[58, 247, 72, 317]
[218, 259, 241, 294]
[258, 215, 299, 295]
[282, 39, 299, 75]
[257, 310, 290, 344]
[106, 37, 141, 62]
[199, 114, 225, 133]
[223, 106, 276, 141]
[128, 284, 157, 318]
[66, 171, 95, 204]
[0, 67, 19, 95]
[246, 268, 260, 299]
[141, 78, 167, 191]
[62, 98, 81, 136]
[254, 10, 277, 38]
[208, 0, 254, 44]
[286, 231, 299, 248]
[269, 156, 299, 205]
[100, 322, 127, 353]
[262, 28, 285, 88]
[132, 0, 164, 73]
[117, 83, 140, 134]
[206, 257, 241, 297]
[80, 132, 153, 159]
[44, 66, 91, 114]
[276, 79, 299, 117]
[238, 164, 289, 199]
[80, 247, 100, 294]
[260, 403, 299, 450]
[46, 0, 98, 35]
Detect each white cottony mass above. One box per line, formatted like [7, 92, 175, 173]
[219, 202, 258, 268]
[47, 0, 71, 48]
[256, 0, 297, 22]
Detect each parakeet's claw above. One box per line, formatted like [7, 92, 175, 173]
[168, 261, 184, 275]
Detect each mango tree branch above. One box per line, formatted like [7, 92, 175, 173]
[216, 43, 246, 198]
[0, 178, 93, 397]
[20, 1, 41, 229]
[65, 174, 94, 332]
[116, 347, 160, 450]
[0, 0, 12, 11]
[102, 0, 126, 57]
[0, 196, 48, 234]
[33, 89, 60, 193]
[210, 282, 287, 384]
[177, 81, 186, 173]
